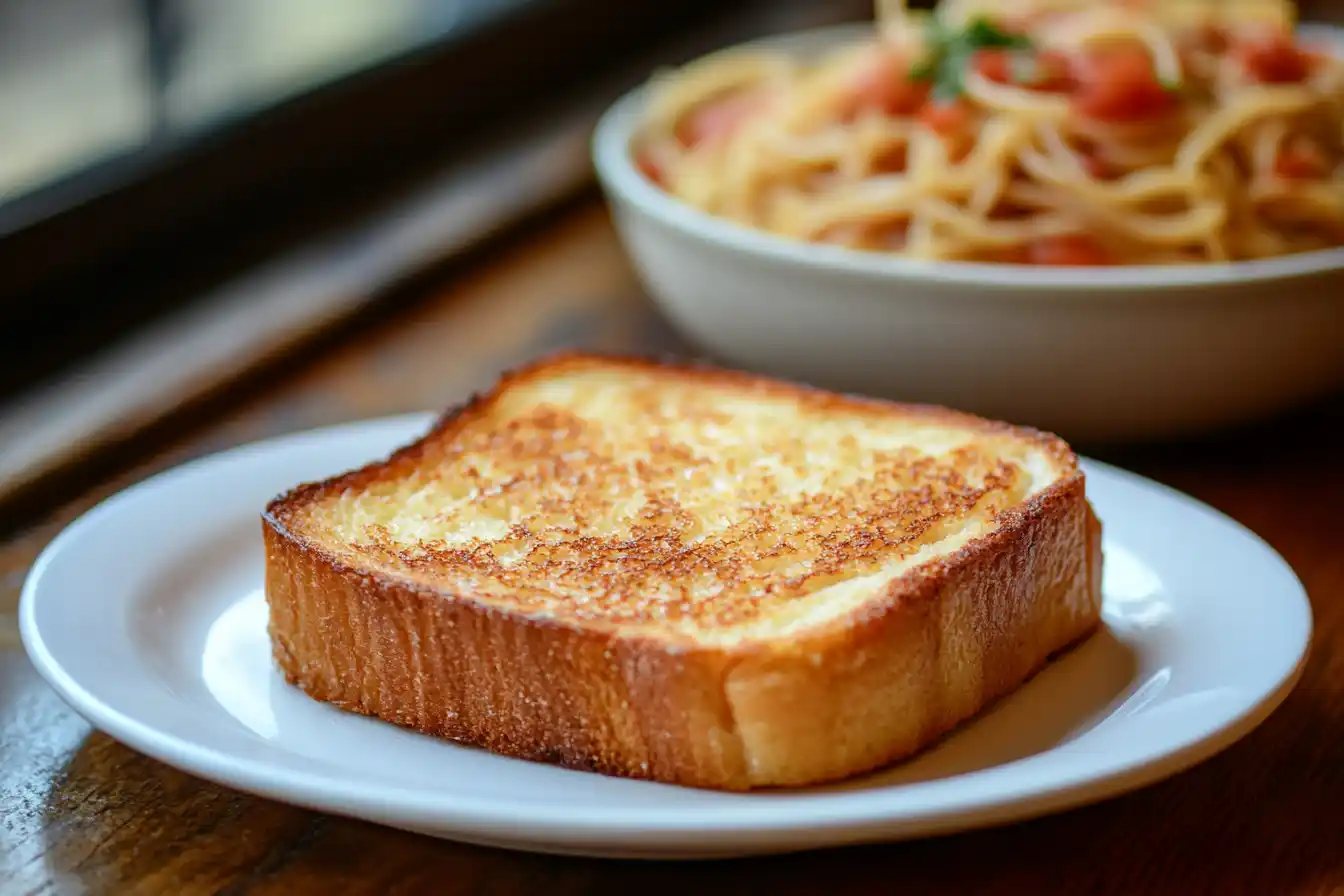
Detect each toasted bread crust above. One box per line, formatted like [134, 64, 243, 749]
[263, 353, 1103, 789]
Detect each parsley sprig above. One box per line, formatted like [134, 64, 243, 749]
[909, 17, 1032, 102]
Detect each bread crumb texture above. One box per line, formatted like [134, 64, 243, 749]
[275, 359, 1066, 641]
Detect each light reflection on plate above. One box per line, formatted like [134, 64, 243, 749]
[202, 590, 278, 740]
[1102, 540, 1173, 629]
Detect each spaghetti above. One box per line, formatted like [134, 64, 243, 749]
[632, 0, 1344, 265]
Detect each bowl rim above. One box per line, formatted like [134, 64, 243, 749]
[591, 22, 1344, 294]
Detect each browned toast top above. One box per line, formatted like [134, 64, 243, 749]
[266, 353, 1077, 643]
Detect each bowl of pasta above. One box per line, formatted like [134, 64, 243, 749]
[593, 0, 1344, 442]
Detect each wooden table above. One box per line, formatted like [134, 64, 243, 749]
[2, 197, 1342, 895]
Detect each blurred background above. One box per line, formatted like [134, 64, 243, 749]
[0, 0, 1340, 523]
[0, 0, 884, 514]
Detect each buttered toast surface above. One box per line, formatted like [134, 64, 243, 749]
[264, 353, 1103, 790]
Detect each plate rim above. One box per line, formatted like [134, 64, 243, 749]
[18, 413, 1314, 848]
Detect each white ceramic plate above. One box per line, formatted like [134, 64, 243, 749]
[20, 414, 1312, 859]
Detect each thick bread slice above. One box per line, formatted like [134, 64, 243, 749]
[263, 352, 1103, 790]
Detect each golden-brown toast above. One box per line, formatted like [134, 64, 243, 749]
[263, 352, 1103, 790]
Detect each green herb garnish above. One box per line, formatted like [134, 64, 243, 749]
[1157, 74, 1184, 93]
[909, 15, 1032, 100]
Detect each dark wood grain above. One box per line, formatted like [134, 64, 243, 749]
[2, 200, 1343, 895]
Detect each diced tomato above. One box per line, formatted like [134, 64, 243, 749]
[1080, 150, 1116, 180]
[1071, 48, 1177, 122]
[983, 245, 1032, 264]
[1026, 49, 1073, 90]
[1028, 234, 1114, 266]
[877, 222, 911, 250]
[1184, 21, 1229, 54]
[975, 49, 1014, 84]
[1274, 140, 1329, 179]
[1235, 30, 1311, 83]
[817, 223, 865, 246]
[635, 151, 665, 186]
[974, 48, 1073, 91]
[1202, 22, 1230, 52]
[674, 90, 766, 148]
[1032, 51, 1075, 90]
[871, 142, 908, 174]
[843, 47, 930, 119]
[918, 98, 972, 135]
[948, 137, 975, 163]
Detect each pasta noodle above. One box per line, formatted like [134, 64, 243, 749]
[632, 0, 1344, 265]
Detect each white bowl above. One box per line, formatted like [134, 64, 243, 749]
[592, 24, 1344, 444]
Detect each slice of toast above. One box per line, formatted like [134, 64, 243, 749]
[263, 352, 1103, 790]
